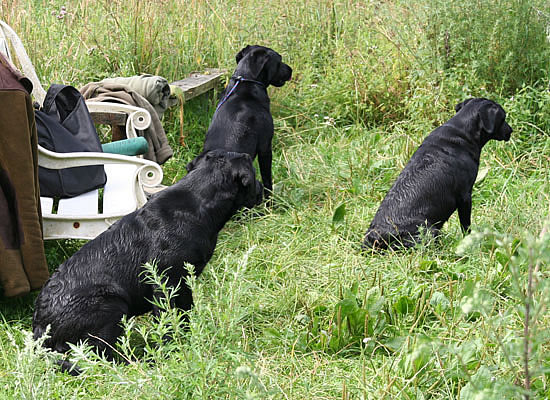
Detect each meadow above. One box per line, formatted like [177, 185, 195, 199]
[1, 0, 550, 398]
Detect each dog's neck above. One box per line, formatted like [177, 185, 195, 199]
[215, 75, 269, 112]
[437, 119, 482, 164]
[446, 112, 492, 149]
[230, 74, 266, 88]
[180, 177, 244, 229]
[200, 194, 243, 231]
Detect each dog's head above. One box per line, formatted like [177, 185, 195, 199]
[455, 98, 513, 144]
[186, 150, 263, 209]
[235, 45, 292, 87]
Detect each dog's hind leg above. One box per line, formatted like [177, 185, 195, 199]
[457, 193, 472, 234]
[258, 147, 273, 198]
[151, 282, 193, 316]
[87, 318, 125, 362]
[52, 318, 123, 376]
[362, 230, 390, 251]
[174, 285, 194, 314]
[151, 284, 194, 342]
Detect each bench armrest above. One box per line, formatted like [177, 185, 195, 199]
[86, 101, 151, 139]
[37, 144, 163, 188]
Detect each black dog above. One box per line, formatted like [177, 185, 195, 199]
[188, 45, 292, 198]
[33, 150, 262, 374]
[363, 98, 512, 250]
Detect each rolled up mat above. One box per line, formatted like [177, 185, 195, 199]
[101, 136, 149, 156]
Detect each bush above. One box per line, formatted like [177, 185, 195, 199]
[406, 0, 550, 94]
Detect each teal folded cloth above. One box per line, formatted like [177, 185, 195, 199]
[100, 75, 179, 119]
[101, 137, 149, 156]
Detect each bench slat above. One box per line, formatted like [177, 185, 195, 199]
[103, 164, 138, 214]
[40, 197, 53, 214]
[58, 189, 98, 216]
[171, 68, 225, 102]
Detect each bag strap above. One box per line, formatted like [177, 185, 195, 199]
[43, 84, 88, 123]
[42, 84, 80, 114]
[41, 83, 65, 112]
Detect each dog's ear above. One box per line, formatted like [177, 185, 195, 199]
[231, 155, 255, 188]
[479, 102, 502, 135]
[245, 48, 269, 80]
[186, 151, 210, 173]
[455, 98, 474, 112]
[185, 159, 196, 173]
[231, 159, 263, 208]
[240, 171, 255, 188]
[236, 45, 252, 64]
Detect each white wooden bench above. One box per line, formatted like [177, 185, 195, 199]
[38, 148, 162, 240]
[0, 20, 163, 240]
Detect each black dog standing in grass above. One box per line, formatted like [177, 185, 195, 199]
[363, 98, 513, 250]
[33, 150, 263, 375]
[188, 45, 292, 199]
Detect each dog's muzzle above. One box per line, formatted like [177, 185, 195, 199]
[500, 123, 513, 141]
[272, 64, 292, 87]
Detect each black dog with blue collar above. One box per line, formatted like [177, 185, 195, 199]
[188, 45, 292, 201]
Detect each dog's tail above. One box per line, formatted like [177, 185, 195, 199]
[34, 326, 83, 376]
[362, 229, 389, 251]
[56, 358, 82, 376]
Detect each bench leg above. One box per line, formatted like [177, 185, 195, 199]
[111, 124, 125, 141]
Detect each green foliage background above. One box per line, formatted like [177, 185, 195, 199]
[1, 0, 550, 398]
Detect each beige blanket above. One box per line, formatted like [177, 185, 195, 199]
[80, 82, 173, 164]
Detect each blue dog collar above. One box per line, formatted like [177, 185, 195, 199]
[215, 75, 266, 112]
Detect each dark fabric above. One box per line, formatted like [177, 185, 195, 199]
[0, 169, 22, 249]
[36, 84, 107, 198]
[0, 53, 49, 297]
[80, 81, 173, 164]
[0, 52, 32, 92]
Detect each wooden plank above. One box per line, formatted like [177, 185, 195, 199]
[91, 111, 128, 126]
[171, 68, 226, 102]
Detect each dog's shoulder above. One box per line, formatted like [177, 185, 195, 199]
[139, 184, 202, 224]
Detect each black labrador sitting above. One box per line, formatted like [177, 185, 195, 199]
[33, 150, 263, 374]
[363, 98, 512, 250]
[188, 45, 292, 198]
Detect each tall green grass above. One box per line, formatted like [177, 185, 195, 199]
[1, 0, 550, 398]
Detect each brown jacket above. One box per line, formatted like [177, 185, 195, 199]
[0, 53, 49, 297]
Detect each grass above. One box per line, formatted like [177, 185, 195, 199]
[1, 0, 550, 398]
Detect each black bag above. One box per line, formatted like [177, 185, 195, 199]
[36, 84, 107, 198]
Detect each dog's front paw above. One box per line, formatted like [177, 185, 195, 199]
[256, 181, 266, 205]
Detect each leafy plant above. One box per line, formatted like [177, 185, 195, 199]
[297, 282, 398, 355]
[456, 226, 550, 399]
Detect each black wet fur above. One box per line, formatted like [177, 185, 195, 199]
[33, 150, 263, 374]
[363, 98, 513, 250]
[187, 45, 292, 199]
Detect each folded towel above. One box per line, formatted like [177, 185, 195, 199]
[101, 75, 179, 119]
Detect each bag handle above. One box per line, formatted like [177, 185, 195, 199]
[42, 84, 65, 112]
[42, 84, 81, 121]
